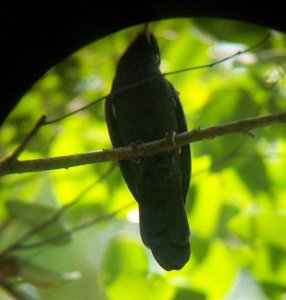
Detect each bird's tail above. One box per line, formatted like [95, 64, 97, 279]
[138, 175, 190, 271]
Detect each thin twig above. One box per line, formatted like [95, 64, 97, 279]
[14, 202, 133, 250]
[163, 33, 271, 77]
[8, 115, 47, 160]
[0, 110, 285, 176]
[43, 97, 106, 125]
[43, 34, 270, 125]
[0, 163, 117, 260]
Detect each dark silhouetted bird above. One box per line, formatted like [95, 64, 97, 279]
[105, 25, 191, 270]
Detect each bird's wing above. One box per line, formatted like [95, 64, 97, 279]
[105, 95, 140, 200]
[167, 81, 191, 202]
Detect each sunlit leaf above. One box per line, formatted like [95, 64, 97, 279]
[102, 236, 148, 285]
[190, 240, 237, 299]
[228, 210, 286, 248]
[105, 272, 174, 300]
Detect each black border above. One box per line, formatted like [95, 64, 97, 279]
[1, 3, 285, 124]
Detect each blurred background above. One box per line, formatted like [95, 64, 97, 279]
[0, 18, 286, 300]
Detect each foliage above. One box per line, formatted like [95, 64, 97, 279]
[1, 18, 286, 299]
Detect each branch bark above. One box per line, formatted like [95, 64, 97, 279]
[1, 111, 285, 176]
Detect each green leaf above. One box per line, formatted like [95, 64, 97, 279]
[102, 237, 174, 300]
[197, 88, 259, 173]
[268, 245, 286, 272]
[6, 200, 71, 245]
[227, 213, 254, 240]
[235, 152, 270, 193]
[228, 210, 286, 249]
[194, 18, 270, 45]
[261, 281, 286, 299]
[216, 204, 240, 238]
[173, 287, 206, 300]
[102, 236, 148, 285]
[191, 235, 209, 264]
[105, 273, 173, 300]
[19, 259, 81, 288]
[257, 211, 286, 248]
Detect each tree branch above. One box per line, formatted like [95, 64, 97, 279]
[1, 111, 285, 176]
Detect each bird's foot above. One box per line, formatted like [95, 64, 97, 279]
[165, 131, 176, 148]
[129, 140, 144, 164]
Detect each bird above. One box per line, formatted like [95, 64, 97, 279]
[105, 25, 191, 271]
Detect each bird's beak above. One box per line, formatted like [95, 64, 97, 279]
[143, 23, 152, 44]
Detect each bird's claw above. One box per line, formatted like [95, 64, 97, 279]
[165, 131, 176, 147]
[129, 140, 144, 164]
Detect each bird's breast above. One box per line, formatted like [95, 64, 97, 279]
[110, 75, 179, 145]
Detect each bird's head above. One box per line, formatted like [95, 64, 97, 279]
[116, 25, 161, 75]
